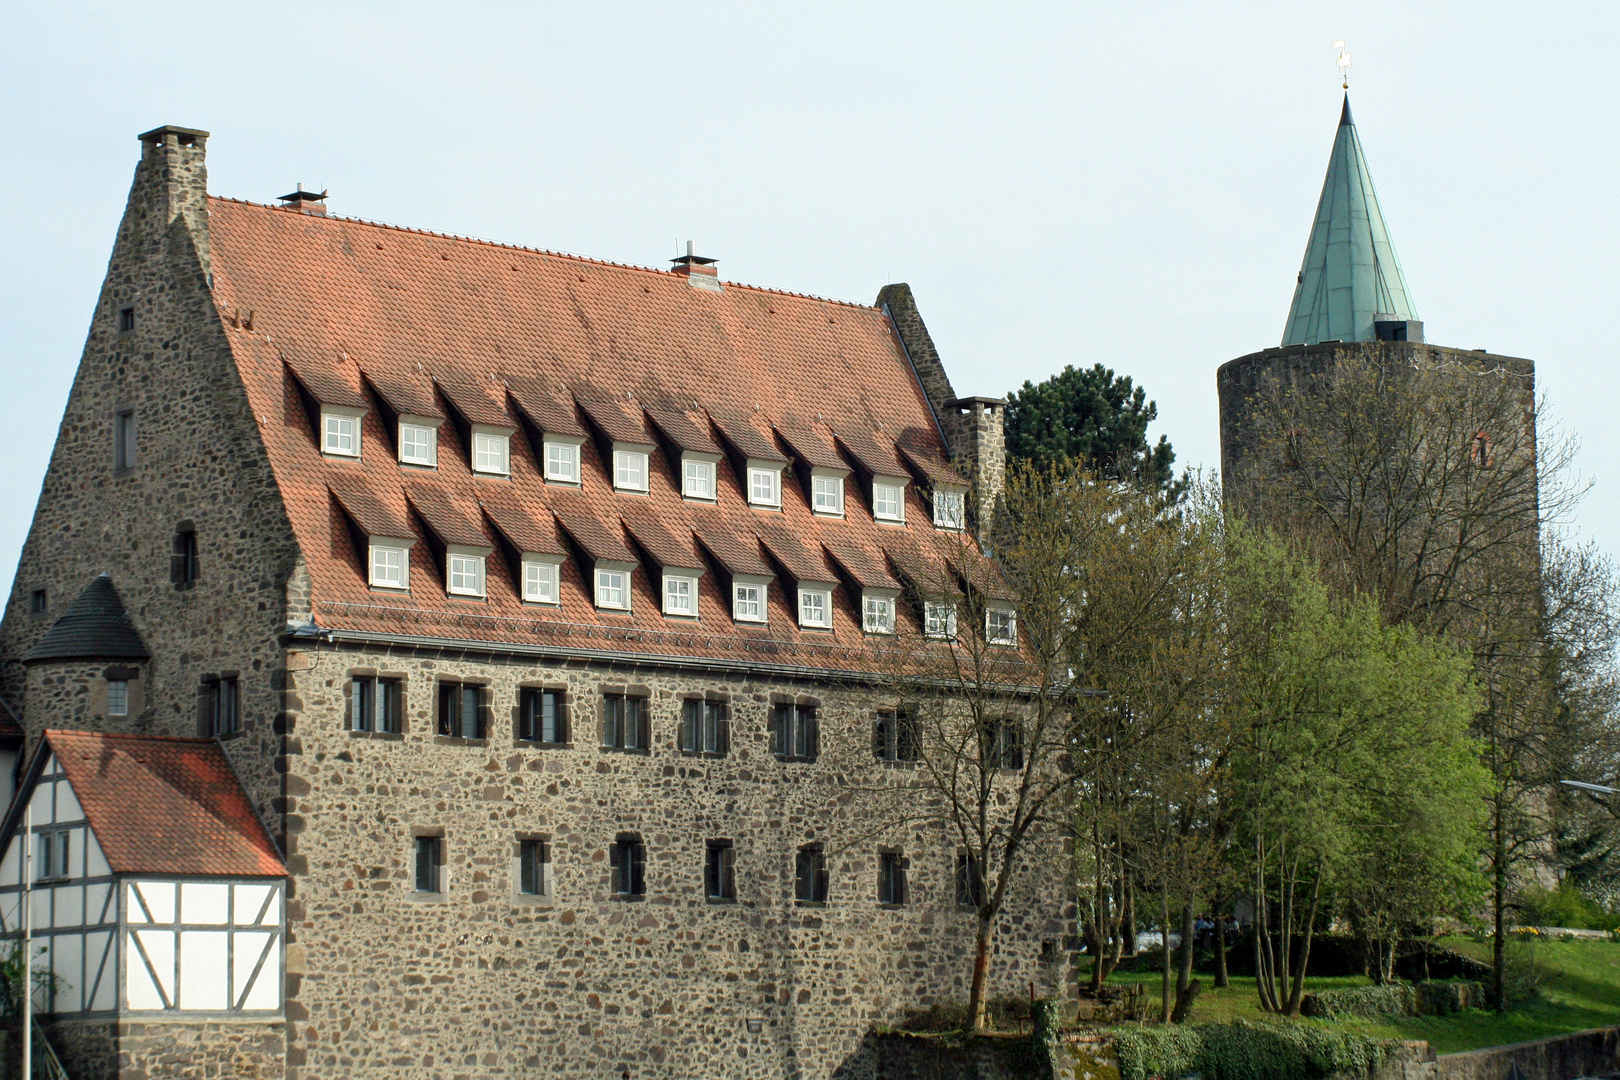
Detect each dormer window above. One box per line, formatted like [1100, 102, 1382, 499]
[398, 416, 442, 467]
[863, 591, 897, 634]
[613, 446, 652, 493]
[322, 407, 365, 458]
[872, 476, 908, 523]
[446, 546, 489, 598]
[368, 537, 414, 590]
[811, 469, 847, 517]
[544, 435, 584, 484]
[732, 575, 770, 623]
[521, 555, 563, 605]
[747, 462, 783, 509]
[595, 563, 635, 611]
[663, 572, 700, 616]
[933, 486, 967, 530]
[798, 587, 833, 629]
[925, 601, 958, 640]
[682, 453, 720, 501]
[986, 608, 1017, 646]
[471, 426, 512, 476]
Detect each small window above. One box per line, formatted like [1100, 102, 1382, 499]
[986, 608, 1017, 646]
[544, 438, 581, 483]
[733, 582, 765, 623]
[117, 306, 136, 334]
[107, 679, 130, 717]
[955, 851, 985, 908]
[29, 589, 46, 615]
[114, 408, 137, 470]
[437, 682, 485, 739]
[519, 688, 568, 744]
[874, 706, 919, 762]
[613, 449, 650, 492]
[610, 834, 646, 897]
[522, 559, 560, 604]
[933, 488, 966, 530]
[812, 474, 844, 516]
[602, 693, 649, 751]
[795, 844, 828, 904]
[878, 852, 907, 906]
[351, 676, 402, 733]
[748, 467, 780, 508]
[798, 588, 831, 629]
[447, 552, 486, 597]
[172, 525, 200, 586]
[518, 838, 551, 897]
[596, 568, 630, 610]
[772, 702, 818, 762]
[705, 841, 736, 902]
[873, 480, 905, 522]
[398, 422, 438, 466]
[324, 413, 360, 457]
[207, 677, 239, 736]
[982, 718, 1024, 770]
[370, 544, 409, 590]
[36, 830, 70, 882]
[683, 457, 716, 500]
[863, 594, 895, 634]
[663, 574, 698, 617]
[680, 699, 727, 756]
[414, 835, 444, 894]
[472, 430, 510, 475]
[924, 601, 958, 641]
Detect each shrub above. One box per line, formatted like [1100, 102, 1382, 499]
[1298, 984, 1415, 1019]
[1517, 884, 1614, 930]
[1113, 1020, 1392, 1080]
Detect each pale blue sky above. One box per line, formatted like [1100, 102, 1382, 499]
[2, 2, 1615, 586]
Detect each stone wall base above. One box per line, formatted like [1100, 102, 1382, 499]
[35, 1016, 286, 1080]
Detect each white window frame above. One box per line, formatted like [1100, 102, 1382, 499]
[986, 607, 1018, 646]
[543, 435, 584, 484]
[924, 600, 959, 640]
[612, 443, 653, 493]
[595, 562, 635, 611]
[810, 468, 848, 517]
[368, 536, 415, 590]
[322, 406, 366, 459]
[872, 475, 908, 523]
[932, 485, 967, 530]
[471, 425, 514, 476]
[798, 586, 834, 629]
[863, 589, 899, 634]
[732, 574, 771, 623]
[682, 452, 721, 501]
[521, 554, 564, 605]
[663, 572, 701, 617]
[446, 545, 490, 598]
[746, 460, 783, 509]
[107, 679, 129, 716]
[398, 414, 443, 467]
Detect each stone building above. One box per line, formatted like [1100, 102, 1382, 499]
[0, 125, 1071, 1078]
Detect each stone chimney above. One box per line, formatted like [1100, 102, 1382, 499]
[278, 184, 329, 217]
[135, 125, 211, 277]
[670, 241, 721, 292]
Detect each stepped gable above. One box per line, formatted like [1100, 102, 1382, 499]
[26, 573, 150, 663]
[207, 198, 1007, 666]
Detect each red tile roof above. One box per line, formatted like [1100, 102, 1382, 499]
[208, 198, 1011, 670]
[44, 731, 284, 877]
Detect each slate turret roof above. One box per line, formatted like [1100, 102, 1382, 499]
[25, 572, 150, 663]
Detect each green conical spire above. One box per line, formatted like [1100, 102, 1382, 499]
[1281, 95, 1419, 346]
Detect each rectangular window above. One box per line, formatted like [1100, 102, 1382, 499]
[680, 699, 727, 756]
[544, 440, 579, 482]
[733, 583, 764, 622]
[351, 676, 402, 733]
[610, 835, 646, 897]
[795, 844, 828, 904]
[522, 560, 560, 604]
[772, 702, 818, 762]
[863, 594, 895, 634]
[107, 679, 129, 717]
[369, 544, 408, 589]
[925, 601, 958, 640]
[596, 568, 629, 610]
[748, 468, 780, 507]
[873, 481, 905, 522]
[118, 306, 136, 333]
[29, 589, 45, 614]
[114, 409, 136, 470]
[414, 835, 444, 893]
[602, 693, 649, 751]
[983, 718, 1024, 770]
[448, 553, 486, 597]
[207, 677, 239, 736]
[613, 449, 649, 492]
[398, 423, 437, 466]
[812, 475, 844, 515]
[472, 431, 510, 475]
[874, 707, 919, 762]
[798, 588, 830, 628]
[683, 458, 715, 500]
[324, 413, 360, 457]
[705, 841, 736, 902]
[519, 688, 567, 744]
[518, 838, 551, 897]
[663, 575, 697, 616]
[934, 488, 966, 529]
[36, 830, 70, 882]
[955, 851, 984, 908]
[172, 527, 200, 585]
[437, 682, 485, 739]
[986, 608, 1018, 645]
[879, 852, 907, 906]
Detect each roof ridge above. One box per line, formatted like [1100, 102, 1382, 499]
[46, 729, 216, 745]
[206, 196, 881, 311]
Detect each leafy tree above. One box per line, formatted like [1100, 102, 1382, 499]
[1006, 364, 1179, 494]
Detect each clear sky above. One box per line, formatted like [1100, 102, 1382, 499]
[2, 2, 1615, 588]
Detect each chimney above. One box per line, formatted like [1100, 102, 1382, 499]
[670, 240, 721, 292]
[278, 183, 329, 216]
[135, 125, 212, 275]
[946, 396, 1008, 544]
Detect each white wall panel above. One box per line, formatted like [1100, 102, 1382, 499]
[240, 937, 280, 1012]
[0, 841, 18, 887]
[128, 929, 174, 1009]
[30, 887, 50, 931]
[55, 884, 82, 929]
[179, 930, 229, 1010]
[235, 883, 272, 923]
[131, 881, 174, 924]
[54, 780, 83, 825]
[86, 882, 111, 925]
[53, 931, 82, 1014]
[181, 882, 229, 925]
[84, 830, 110, 879]
[87, 931, 114, 1012]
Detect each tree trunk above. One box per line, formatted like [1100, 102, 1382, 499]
[1172, 899, 1198, 1023]
[969, 912, 995, 1032]
[1283, 869, 1323, 1016]
[1213, 887, 1229, 989]
[1255, 839, 1280, 1013]
[1160, 888, 1172, 1024]
[1493, 819, 1507, 1012]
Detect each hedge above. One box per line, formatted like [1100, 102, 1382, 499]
[1112, 1019, 1393, 1080]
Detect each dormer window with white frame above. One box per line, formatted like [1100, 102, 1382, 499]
[682, 452, 721, 501]
[933, 485, 967, 530]
[612, 444, 653, 493]
[471, 425, 513, 476]
[746, 461, 783, 509]
[368, 537, 415, 591]
[732, 574, 770, 623]
[986, 607, 1018, 646]
[521, 554, 564, 605]
[595, 562, 635, 611]
[322, 406, 366, 459]
[798, 586, 834, 629]
[863, 590, 898, 634]
[872, 476, 908, 523]
[446, 546, 490, 598]
[543, 435, 584, 484]
[398, 415, 442, 467]
[663, 572, 701, 617]
[811, 469, 848, 517]
[925, 601, 959, 640]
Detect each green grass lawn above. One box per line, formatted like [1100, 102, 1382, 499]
[1100, 935, 1620, 1054]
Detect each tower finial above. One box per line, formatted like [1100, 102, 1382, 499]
[1333, 39, 1351, 90]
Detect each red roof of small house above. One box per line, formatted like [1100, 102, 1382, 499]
[207, 198, 1012, 670]
[43, 730, 284, 878]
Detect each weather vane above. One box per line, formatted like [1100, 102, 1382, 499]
[1333, 39, 1351, 89]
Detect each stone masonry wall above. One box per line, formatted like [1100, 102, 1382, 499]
[41, 1016, 286, 1080]
[279, 642, 1077, 1080]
